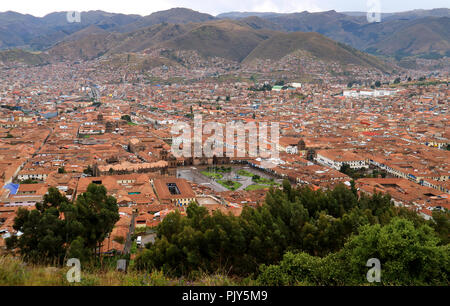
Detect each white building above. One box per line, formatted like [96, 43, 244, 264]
[316, 150, 368, 170]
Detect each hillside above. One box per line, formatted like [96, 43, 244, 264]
[61, 25, 109, 42]
[0, 49, 49, 66]
[48, 32, 120, 61]
[119, 8, 215, 33]
[45, 18, 395, 72]
[0, 10, 140, 50]
[107, 23, 195, 54]
[47, 23, 192, 60]
[243, 31, 391, 72]
[161, 20, 275, 62]
[220, 9, 450, 59]
[0, 8, 448, 60]
[0, 256, 241, 286]
[238, 16, 283, 31]
[365, 17, 450, 58]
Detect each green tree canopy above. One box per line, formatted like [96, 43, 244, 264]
[258, 218, 449, 286]
[6, 184, 119, 265]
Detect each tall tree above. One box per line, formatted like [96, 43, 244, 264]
[75, 184, 120, 255]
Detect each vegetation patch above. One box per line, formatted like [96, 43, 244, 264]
[244, 184, 271, 191]
[200, 171, 223, 179]
[237, 169, 254, 177]
[217, 179, 242, 191]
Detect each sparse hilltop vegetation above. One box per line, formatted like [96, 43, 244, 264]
[0, 49, 49, 66]
[243, 31, 392, 72]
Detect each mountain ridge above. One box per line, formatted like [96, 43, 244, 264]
[0, 7, 447, 65]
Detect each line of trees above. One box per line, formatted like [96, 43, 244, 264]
[5, 184, 120, 265]
[135, 181, 449, 285]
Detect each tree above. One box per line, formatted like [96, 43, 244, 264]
[67, 236, 91, 263]
[340, 163, 351, 174]
[121, 115, 132, 122]
[6, 185, 119, 265]
[135, 203, 246, 276]
[5, 187, 81, 264]
[339, 218, 448, 285]
[19, 178, 38, 184]
[135, 183, 448, 283]
[36, 187, 70, 212]
[83, 165, 94, 176]
[7, 204, 71, 264]
[74, 184, 120, 256]
[252, 175, 261, 181]
[431, 210, 449, 245]
[58, 167, 66, 174]
[393, 77, 401, 84]
[350, 180, 357, 196]
[375, 81, 381, 88]
[258, 218, 449, 286]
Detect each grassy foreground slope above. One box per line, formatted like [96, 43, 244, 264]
[0, 256, 244, 286]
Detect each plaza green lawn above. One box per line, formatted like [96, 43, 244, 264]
[244, 184, 271, 191]
[217, 179, 242, 191]
[201, 171, 223, 179]
[237, 169, 254, 177]
[253, 177, 278, 185]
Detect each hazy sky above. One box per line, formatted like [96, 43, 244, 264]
[0, 0, 448, 17]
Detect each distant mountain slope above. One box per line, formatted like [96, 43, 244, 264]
[217, 12, 284, 19]
[118, 8, 215, 33]
[61, 25, 108, 42]
[0, 8, 447, 61]
[108, 23, 195, 54]
[220, 9, 450, 59]
[47, 22, 197, 60]
[161, 20, 275, 62]
[47, 19, 271, 62]
[0, 10, 139, 50]
[364, 17, 450, 58]
[340, 8, 450, 21]
[46, 18, 393, 72]
[48, 32, 119, 60]
[0, 11, 46, 48]
[238, 16, 283, 31]
[244, 31, 391, 72]
[39, 10, 140, 29]
[0, 49, 49, 66]
[381, 8, 450, 21]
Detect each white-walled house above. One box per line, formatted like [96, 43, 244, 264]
[316, 150, 368, 170]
